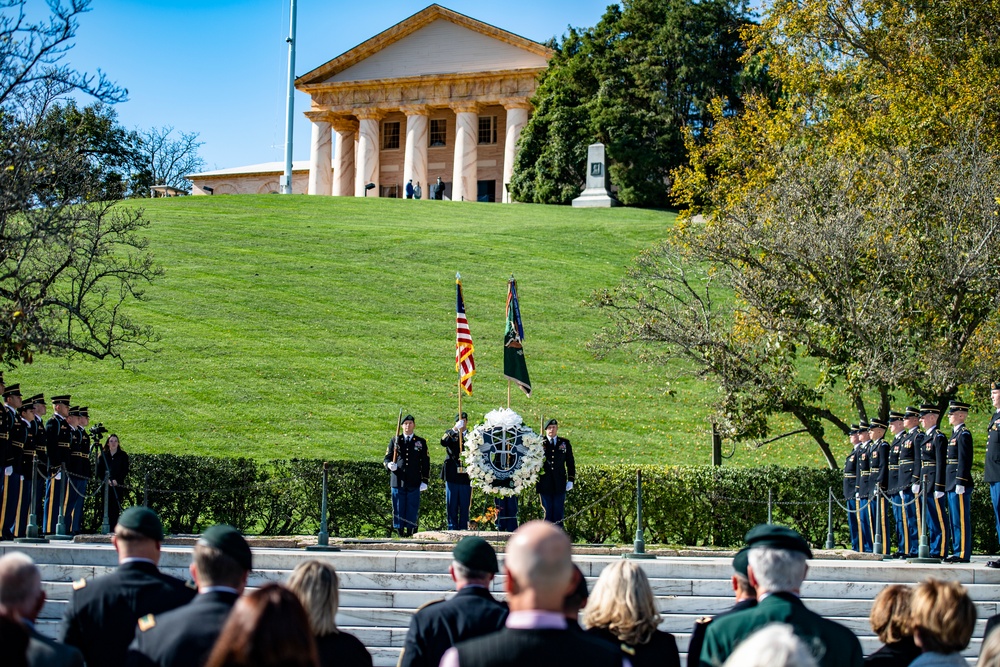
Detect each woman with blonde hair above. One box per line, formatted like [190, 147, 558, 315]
[287, 560, 372, 667]
[582, 560, 680, 667]
[909, 579, 976, 667]
[865, 584, 919, 667]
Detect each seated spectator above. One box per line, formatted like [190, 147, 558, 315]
[865, 585, 919, 667]
[909, 579, 976, 667]
[978, 626, 1000, 667]
[583, 560, 680, 667]
[204, 583, 318, 667]
[722, 623, 818, 667]
[287, 560, 372, 667]
[564, 565, 589, 633]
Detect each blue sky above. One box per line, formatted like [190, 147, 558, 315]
[61, 0, 615, 170]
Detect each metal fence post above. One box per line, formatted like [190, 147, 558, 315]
[307, 462, 339, 551]
[143, 472, 149, 507]
[49, 464, 73, 541]
[16, 454, 47, 543]
[101, 471, 111, 535]
[767, 488, 773, 524]
[625, 468, 655, 559]
[826, 488, 835, 549]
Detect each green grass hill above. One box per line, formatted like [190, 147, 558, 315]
[9, 195, 886, 468]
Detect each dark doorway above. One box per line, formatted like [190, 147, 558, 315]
[477, 180, 496, 203]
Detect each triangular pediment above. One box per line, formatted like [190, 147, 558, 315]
[296, 5, 551, 86]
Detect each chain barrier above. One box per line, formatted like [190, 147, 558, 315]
[703, 493, 828, 507]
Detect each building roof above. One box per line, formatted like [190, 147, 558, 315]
[187, 161, 315, 179]
[296, 4, 552, 87]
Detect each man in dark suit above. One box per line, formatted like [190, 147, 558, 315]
[686, 547, 756, 667]
[441, 521, 624, 667]
[699, 524, 863, 667]
[127, 524, 252, 667]
[944, 400, 974, 563]
[60, 506, 196, 667]
[441, 413, 472, 530]
[384, 414, 430, 537]
[399, 536, 507, 667]
[0, 551, 85, 667]
[536, 419, 575, 526]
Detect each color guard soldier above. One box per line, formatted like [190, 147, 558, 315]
[0, 399, 30, 539]
[14, 396, 42, 538]
[44, 394, 73, 534]
[29, 393, 47, 528]
[384, 414, 430, 537]
[944, 400, 973, 563]
[66, 406, 93, 534]
[987, 383, 1000, 568]
[885, 411, 906, 557]
[0, 383, 20, 539]
[842, 426, 861, 551]
[856, 420, 874, 552]
[918, 403, 951, 559]
[868, 419, 890, 556]
[897, 406, 922, 558]
[536, 418, 575, 527]
[441, 412, 472, 531]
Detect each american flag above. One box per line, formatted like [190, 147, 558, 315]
[456, 274, 476, 395]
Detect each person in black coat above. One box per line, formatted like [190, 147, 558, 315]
[986, 382, 1000, 568]
[384, 414, 430, 537]
[400, 537, 507, 667]
[60, 507, 196, 667]
[96, 434, 131, 530]
[536, 419, 575, 526]
[441, 413, 472, 530]
[126, 524, 252, 667]
[864, 584, 920, 667]
[686, 548, 757, 667]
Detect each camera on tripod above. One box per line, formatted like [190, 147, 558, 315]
[89, 422, 108, 440]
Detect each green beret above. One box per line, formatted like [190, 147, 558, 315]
[545, 419, 558, 429]
[453, 536, 499, 574]
[402, 414, 415, 424]
[744, 523, 813, 559]
[118, 507, 164, 541]
[198, 524, 252, 571]
[733, 546, 750, 578]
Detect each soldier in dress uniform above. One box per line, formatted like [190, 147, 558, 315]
[898, 406, 922, 558]
[986, 383, 1000, 569]
[29, 393, 47, 530]
[0, 384, 21, 540]
[399, 536, 507, 667]
[918, 403, 951, 559]
[687, 547, 757, 667]
[536, 419, 575, 527]
[885, 411, 907, 558]
[384, 414, 430, 537]
[1, 400, 31, 540]
[842, 426, 861, 552]
[441, 412, 472, 531]
[856, 420, 874, 552]
[61, 506, 196, 667]
[44, 394, 73, 534]
[944, 400, 973, 563]
[868, 419, 891, 556]
[14, 400, 39, 538]
[126, 524, 252, 667]
[66, 406, 93, 534]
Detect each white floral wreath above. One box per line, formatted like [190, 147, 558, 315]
[463, 408, 545, 497]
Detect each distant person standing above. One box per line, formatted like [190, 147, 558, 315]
[537, 419, 575, 526]
[406, 180, 414, 199]
[384, 414, 430, 537]
[434, 177, 446, 200]
[414, 182, 422, 200]
[441, 413, 472, 531]
[96, 434, 130, 530]
[987, 382, 1000, 569]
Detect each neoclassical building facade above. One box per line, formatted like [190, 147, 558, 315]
[295, 5, 552, 202]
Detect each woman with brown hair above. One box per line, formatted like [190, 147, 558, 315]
[204, 583, 319, 667]
[95, 434, 129, 529]
[908, 579, 976, 667]
[287, 560, 372, 667]
[582, 560, 680, 667]
[865, 584, 920, 667]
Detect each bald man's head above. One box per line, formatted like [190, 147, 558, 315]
[504, 521, 574, 612]
[0, 552, 44, 621]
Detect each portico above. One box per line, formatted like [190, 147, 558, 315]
[295, 5, 551, 202]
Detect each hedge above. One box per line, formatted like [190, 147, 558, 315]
[75, 456, 1000, 553]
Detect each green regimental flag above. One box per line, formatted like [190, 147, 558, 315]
[503, 277, 531, 396]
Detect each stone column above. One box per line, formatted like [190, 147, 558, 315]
[307, 118, 332, 196]
[401, 106, 429, 195]
[355, 111, 383, 198]
[451, 103, 479, 202]
[501, 102, 530, 203]
[331, 118, 358, 197]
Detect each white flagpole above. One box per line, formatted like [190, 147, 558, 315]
[281, 0, 298, 194]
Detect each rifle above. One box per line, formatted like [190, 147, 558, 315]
[391, 409, 403, 468]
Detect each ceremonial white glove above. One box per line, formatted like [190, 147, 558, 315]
[419, 483, 428, 492]
[387, 462, 398, 472]
[855, 492, 860, 501]
[19, 475, 24, 481]
[566, 482, 573, 491]
[956, 485, 966, 495]
[3, 466, 11, 476]
[55, 472, 62, 480]
[911, 484, 920, 495]
[934, 491, 945, 499]
[899, 490, 905, 498]
[454, 419, 466, 431]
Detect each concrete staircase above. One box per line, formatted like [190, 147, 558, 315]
[3, 543, 998, 666]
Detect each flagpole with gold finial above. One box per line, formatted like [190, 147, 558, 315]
[457, 273, 463, 422]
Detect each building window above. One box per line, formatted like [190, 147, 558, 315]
[382, 121, 400, 150]
[478, 116, 497, 145]
[429, 119, 447, 147]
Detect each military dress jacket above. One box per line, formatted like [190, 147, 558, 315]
[886, 433, 904, 494]
[699, 592, 863, 667]
[857, 443, 873, 499]
[45, 415, 72, 474]
[6, 415, 29, 476]
[945, 424, 973, 492]
[536, 436, 575, 495]
[60, 560, 197, 667]
[399, 585, 508, 667]
[126, 589, 239, 667]
[918, 428, 947, 492]
[67, 427, 91, 479]
[898, 429, 922, 490]
[985, 411, 1000, 484]
[686, 598, 757, 667]
[384, 435, 430, 489]
[842, 448, 859, 500]
[440, 429, 471, 485]
[869, 439, 889, 494]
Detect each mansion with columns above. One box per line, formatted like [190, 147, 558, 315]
[295, 5, 552, 202]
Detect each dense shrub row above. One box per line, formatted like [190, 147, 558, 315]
[78, 457, 1000, 553]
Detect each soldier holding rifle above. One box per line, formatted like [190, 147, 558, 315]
[384, 413, 430, 537]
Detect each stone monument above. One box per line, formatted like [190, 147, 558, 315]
[571, 143, 619, 208]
